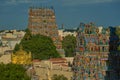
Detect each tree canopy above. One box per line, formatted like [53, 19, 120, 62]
[62, 35, 76, 57]
[14, 29, 61, 60]
[118, 46, 120, 51]
[0, 40, 2, 46]
[116, 27, 120, 38]
[0, 63, 30, 80]
[116, 27, 120, 51]
[51, 74, 68, 80]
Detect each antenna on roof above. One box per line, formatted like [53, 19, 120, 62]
[62, 24, 64, 29]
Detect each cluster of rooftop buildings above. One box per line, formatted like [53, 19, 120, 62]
[0, 30, 25, 55]
[31, 57, 73, 80]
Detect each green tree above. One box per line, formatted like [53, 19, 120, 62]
[13, 43, 19, 53]
[62, 35, 76, 57]
[0, 63, 30, 80]
[116, 27, 120, 38]
[0, 40, 2, 46]
[51, 74, 68, 80]
[116, 27, 120, 51]
[118, 46, 120, 51]
[24, 28, 32, 40]
[14, 29, 61, 60]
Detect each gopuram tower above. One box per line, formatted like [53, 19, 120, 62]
[28, 6, 62, 49]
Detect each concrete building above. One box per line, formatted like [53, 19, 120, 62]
[65, 57, 74, 65]
[0, 53, 11, 64]
[32, 58, 73, 80]
[58, 28, 77, 41]
[0, 46, 12, 54]
[0, 30, 25, 53]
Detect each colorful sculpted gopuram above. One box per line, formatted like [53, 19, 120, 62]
[72, 23, 110, 80]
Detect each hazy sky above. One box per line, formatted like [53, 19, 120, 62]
[0, 0, 120, 30]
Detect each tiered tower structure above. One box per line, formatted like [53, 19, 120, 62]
[72, 23, 110, 80]
[28, 6, 62, 49]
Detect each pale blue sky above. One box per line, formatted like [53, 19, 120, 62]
[0, 0, 120, 30]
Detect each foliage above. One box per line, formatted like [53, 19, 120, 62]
[0, 30, 4, 33]
[0, 40, 2, 46]
[14, 29, 61, 60]
[62, 35, 76, 57]
[115, 27, 120, 51]
[51, 74, 68, 80]
[118, 45, 120, 51]
[0, 63, 30, 80]
[24, 28, 32, 40]
[116, 27, 120, 38]
[13, 43, 19, 53]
